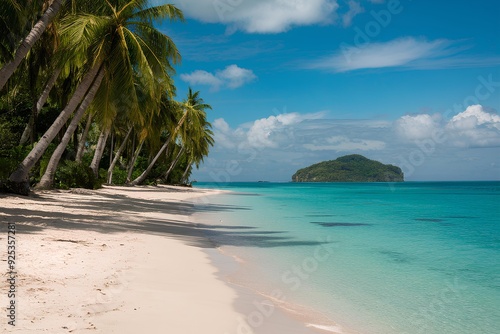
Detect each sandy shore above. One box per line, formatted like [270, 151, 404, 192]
[0, 185, 321, 333]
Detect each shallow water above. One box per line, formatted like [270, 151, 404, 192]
[193, 182, 500, 334]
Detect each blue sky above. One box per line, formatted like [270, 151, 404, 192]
[156, 0, 500, 182]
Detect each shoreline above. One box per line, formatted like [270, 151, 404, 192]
[0, 185, 327, 333]
[192, 189, 355, 334]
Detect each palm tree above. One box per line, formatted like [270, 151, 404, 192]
[19, 67, 62, 145]
[130, 88, 212, 185]
[36, 67, 105, 189]
[10, 1, 183, 193]
[128, 98, 180, 186]
[75, 112, 93, 162]
[8, 61, 102, 194]
[107, 125, 133, 184]
[0, 0, 66, 90]
[180, 118, 214, 184]
[165, 100, 213, 183]
[163, 143, 185, 181]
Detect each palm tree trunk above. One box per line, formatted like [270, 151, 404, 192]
[164, 146, 185, 182]
[75, 113, 93, 162]
[8, 61, 103, 195]
[129, 139, 171, 186]
[129, 110, 188, 186]
[20, 67, 62, 145]
[107, 126, 133, 184]
[36, 68, 105, 190]
[90, 127, 110, 177]
[109, 132, 114, 166]
[126, 138, 143, 183]
[19, 112, 35, 146]
[0, 0, 65, 90]
[181, 160, 192, 184]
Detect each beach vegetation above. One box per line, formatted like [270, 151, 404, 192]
[0, 1, 214, 194]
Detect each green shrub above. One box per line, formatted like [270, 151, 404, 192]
[55, 160, 102, 189]
[109, 167, 128, 185]
[0, 145, 29, 180]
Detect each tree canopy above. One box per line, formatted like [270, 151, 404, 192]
[0, 1, 214, 194]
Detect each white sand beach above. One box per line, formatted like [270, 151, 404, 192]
[0, 185, 323, 333]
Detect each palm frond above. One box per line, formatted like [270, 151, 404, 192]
[134, 4, 184, 23]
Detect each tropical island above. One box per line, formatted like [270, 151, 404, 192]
[292, 154, 404, 182]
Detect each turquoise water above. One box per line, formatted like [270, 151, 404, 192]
[193, 182, 500, 334]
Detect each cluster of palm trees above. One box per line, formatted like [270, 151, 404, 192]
[0, 1, 214, 195]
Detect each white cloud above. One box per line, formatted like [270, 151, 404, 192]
[308, 37, 500, 72]
[309, 37, 450, 72]
[246, 112, 323, 148]
[181, 65, 256, 91]
[174, 0, 339, 34]
[217, 64, 257, 89]
[342, 0, 364, 27]
[194, 106, 500, 182]
[449, 105, 500, 129]
[213, 112, 390, 153]
[213, 118, 237, 149]
[214, 118, 231, 133]
[394, 105, 500, 148]
[446, 105, 500, 147]
[179, 70, 223, 90]
[394, 114, 441, 140]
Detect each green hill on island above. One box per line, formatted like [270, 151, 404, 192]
[292, 155, 404, 182]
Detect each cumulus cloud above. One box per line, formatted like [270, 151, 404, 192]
[394, 114, 441, 140]
[179, 70, 223, 90]
[395, 105, 500, 148]
[213, 112, 391, 153]
[195, 106, 500, 181]
[449, 105, 500, 129]
[447, 105, 500, 147]
[218, 64, 257, 88]
[246, 112, 323, 148]
[173, 0, 339, 34]
[180, 65, 256, 91]
[213, 118, 238, 149]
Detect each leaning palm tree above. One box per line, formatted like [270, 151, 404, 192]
[0, 0, 66, 90]
[33, 1, 183, 190]
[130, 88, 211, 185]
[164, 100, 213, 183]
[128, 98, 181, 186]
[18, 6, 65, 146]
[180, 118, 214, 184]
[106, 124, 133, 184]
[125, 96, 173, 183]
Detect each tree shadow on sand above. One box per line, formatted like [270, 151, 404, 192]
[0, 189, 328, 249]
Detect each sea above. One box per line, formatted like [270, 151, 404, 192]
[192, 182, 500, 334]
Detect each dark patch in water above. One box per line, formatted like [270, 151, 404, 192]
[415, 218, 446, 223]
[311, 222, 371, 227]
[378, 249, 414, 264]
[232, 192, 261, 196]
[306, 214, 335, 217]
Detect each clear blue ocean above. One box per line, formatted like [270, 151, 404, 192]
[193, 182, 500, 334]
